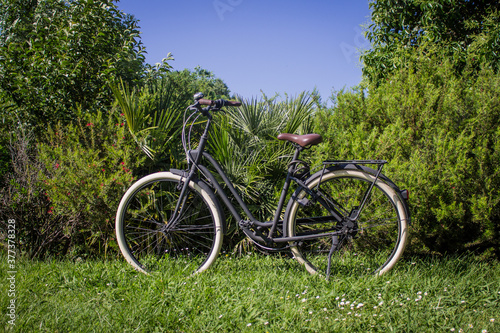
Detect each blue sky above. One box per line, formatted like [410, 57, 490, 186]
[116, 0, 372, 101]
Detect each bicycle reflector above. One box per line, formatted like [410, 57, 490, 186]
[400, 189, 409, 200]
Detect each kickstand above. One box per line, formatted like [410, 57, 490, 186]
[326, 236, 339, 280]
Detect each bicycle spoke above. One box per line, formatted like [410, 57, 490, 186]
[116, 175, 223, 275]
[287, 169, 408, 277]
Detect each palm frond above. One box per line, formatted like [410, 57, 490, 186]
[206, 92, 317, 221]
[111, 77, 188, 163]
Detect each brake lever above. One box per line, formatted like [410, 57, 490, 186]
[189, 101, 212, 113]
[187, 102, 222, 114]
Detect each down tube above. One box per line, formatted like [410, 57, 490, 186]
[201, 152, 258, 222]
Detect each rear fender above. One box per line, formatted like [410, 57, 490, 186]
[306, 164, 411, 225]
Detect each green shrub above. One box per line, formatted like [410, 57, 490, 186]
[31, 108, 145, 257]
[0, 130, 63, 258]
[314, 57, 500, 256]
[0, 0, 145, 133]
[0, 140, 9, 178]
[1, 108, 146, 258]
[362, 0, 500, 84]
[0, 99, 16, 178]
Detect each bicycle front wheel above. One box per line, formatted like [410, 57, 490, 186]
[116, 172, 223, 276]
[284, 167, 409, 277]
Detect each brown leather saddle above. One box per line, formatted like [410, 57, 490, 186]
[277, 133, 323, 147]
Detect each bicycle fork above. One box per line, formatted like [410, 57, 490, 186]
[167, 115, 214, 230]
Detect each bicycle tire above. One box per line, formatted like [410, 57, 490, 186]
[115, 172, 223, 275]
[284, 167, 408, 277]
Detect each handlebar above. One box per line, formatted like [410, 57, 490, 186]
[190, 92, 241, 112]
[198, 98, 242, 108]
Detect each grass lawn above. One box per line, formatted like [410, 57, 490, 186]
[1, 252, 498, 332]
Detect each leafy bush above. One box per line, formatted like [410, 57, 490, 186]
[0, 136, 10, 178]
[0, 108, 146, 258]
[0, 130, 67, 258]
[37, 108, 146, 256]
[0, 0, 145, 132]
[362, 0, 500, 84]
[314, 55, 500, 256]
[0, 98, 16, 178]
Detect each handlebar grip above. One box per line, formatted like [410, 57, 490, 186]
[223, 100, 242, 107]
[198, 99, 242, 107]
[224, 101, 241, 106]
[198, 99, 214, 106]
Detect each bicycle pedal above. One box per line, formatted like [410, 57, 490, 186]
[239, 220, 252, 228]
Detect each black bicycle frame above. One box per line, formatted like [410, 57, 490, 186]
[169, 109, 387, 247]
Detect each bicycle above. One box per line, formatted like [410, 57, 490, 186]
[115, 93, 410, 278]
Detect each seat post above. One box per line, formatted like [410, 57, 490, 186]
[288, 145, 303, 173]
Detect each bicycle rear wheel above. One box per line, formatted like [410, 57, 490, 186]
[116, 172, 223, 276]
[284, 167, 408, 277]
